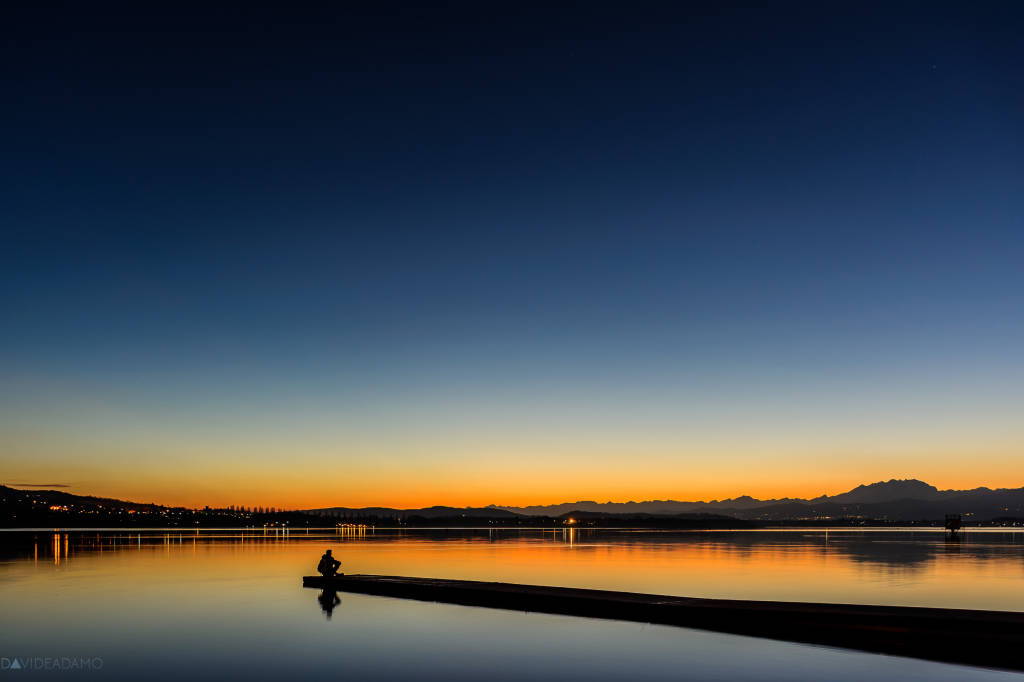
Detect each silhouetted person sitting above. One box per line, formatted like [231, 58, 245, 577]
[317, 549, 342, 577]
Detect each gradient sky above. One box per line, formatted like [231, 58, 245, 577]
[2, 2, 1023, 509]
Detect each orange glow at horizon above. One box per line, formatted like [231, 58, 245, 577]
[7, 379, 1023, 511]
[27, 469, 1024, 511]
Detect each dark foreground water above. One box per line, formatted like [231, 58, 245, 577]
[2, 528, 1023, 680]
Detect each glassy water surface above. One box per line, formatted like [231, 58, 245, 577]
[2, 528, 1023, 680]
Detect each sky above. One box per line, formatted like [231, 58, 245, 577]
[2, 2, 1023, 509]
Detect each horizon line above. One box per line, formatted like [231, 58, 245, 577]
[8, 477, 1021, 512]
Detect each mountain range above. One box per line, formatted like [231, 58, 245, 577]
[311, 479, 1024, 522]
[491, 479, 961, 515]
[6, 478, 1024, 526]
[487, 479, 1024, 521]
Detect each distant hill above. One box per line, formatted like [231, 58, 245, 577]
[0, 484, 164, 514]
[814, 479, 945, 504]
[553, 510, 756, 529]
[491, 495, 800, 517]
[0, 485, 311, 528]
[719, 488, 1024, 522]
[307, 505, 523, 519]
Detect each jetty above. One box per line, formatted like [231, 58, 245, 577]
[304, 574, 1024, 672]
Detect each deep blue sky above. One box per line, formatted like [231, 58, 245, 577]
[2, 2, 1023, 505]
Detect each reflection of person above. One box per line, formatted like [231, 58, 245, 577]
[317, 549, 341, 577]
[318, 589, 341, 619]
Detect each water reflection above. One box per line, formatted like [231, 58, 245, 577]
[3, 528, 1024, 610]
[317, 589, 341, 619]
[3, 529, 1024, 681]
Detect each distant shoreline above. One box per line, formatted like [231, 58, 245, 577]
[6, 482, 1024, 529]
[2, 524, 1018, 532]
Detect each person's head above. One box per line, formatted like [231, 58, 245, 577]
[325, 549, 332, 556]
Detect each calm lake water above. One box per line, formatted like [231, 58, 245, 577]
[2, 528, 1023, 680]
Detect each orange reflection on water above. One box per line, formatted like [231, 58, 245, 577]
[8, 529, 1024, 612]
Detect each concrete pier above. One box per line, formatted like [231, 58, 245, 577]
[303, 574, 1024, 672]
